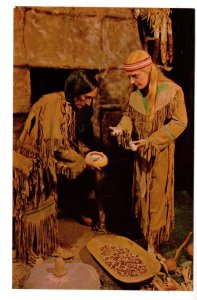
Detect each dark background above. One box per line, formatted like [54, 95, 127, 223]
[170, 8, 194, 196]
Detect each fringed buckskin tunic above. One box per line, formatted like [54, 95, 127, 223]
[13, 92, 87, 261]
[118, 81, 188, 246]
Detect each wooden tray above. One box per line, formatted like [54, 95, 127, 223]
[87, 235, 160, 283]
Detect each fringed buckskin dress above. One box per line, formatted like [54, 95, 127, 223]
[118, 81, 188, 247]
[13, 92, 87, 261]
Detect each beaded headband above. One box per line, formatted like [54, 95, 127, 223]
[124, 56, 152, 72]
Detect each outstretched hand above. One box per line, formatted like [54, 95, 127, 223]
[109, 126, 123, 136]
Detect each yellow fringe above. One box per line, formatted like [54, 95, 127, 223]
[15, 202, 58, 262]
[125, 101, 175, 138]
[128, 102, 175, 246]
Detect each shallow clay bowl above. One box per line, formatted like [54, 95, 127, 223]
[85, 151, 108, 168]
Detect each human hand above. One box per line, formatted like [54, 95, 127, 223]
[131, 139, 146, 149]
[109, 126, 123, 136]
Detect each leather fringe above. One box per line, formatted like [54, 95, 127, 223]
[15, 202, 58, 262]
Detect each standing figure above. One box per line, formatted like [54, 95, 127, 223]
[13, 70, 105, 262]
[110, 50, 187, 253]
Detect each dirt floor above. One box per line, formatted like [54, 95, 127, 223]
[12, 190, 193, 291]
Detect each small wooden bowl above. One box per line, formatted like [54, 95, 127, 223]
[85, 151, 108, 168]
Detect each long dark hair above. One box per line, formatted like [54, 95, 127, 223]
[64, 70, 98, 148]
[64, 69, 98, 108]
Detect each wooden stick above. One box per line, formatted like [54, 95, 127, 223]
[173, 231, 193, 261]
